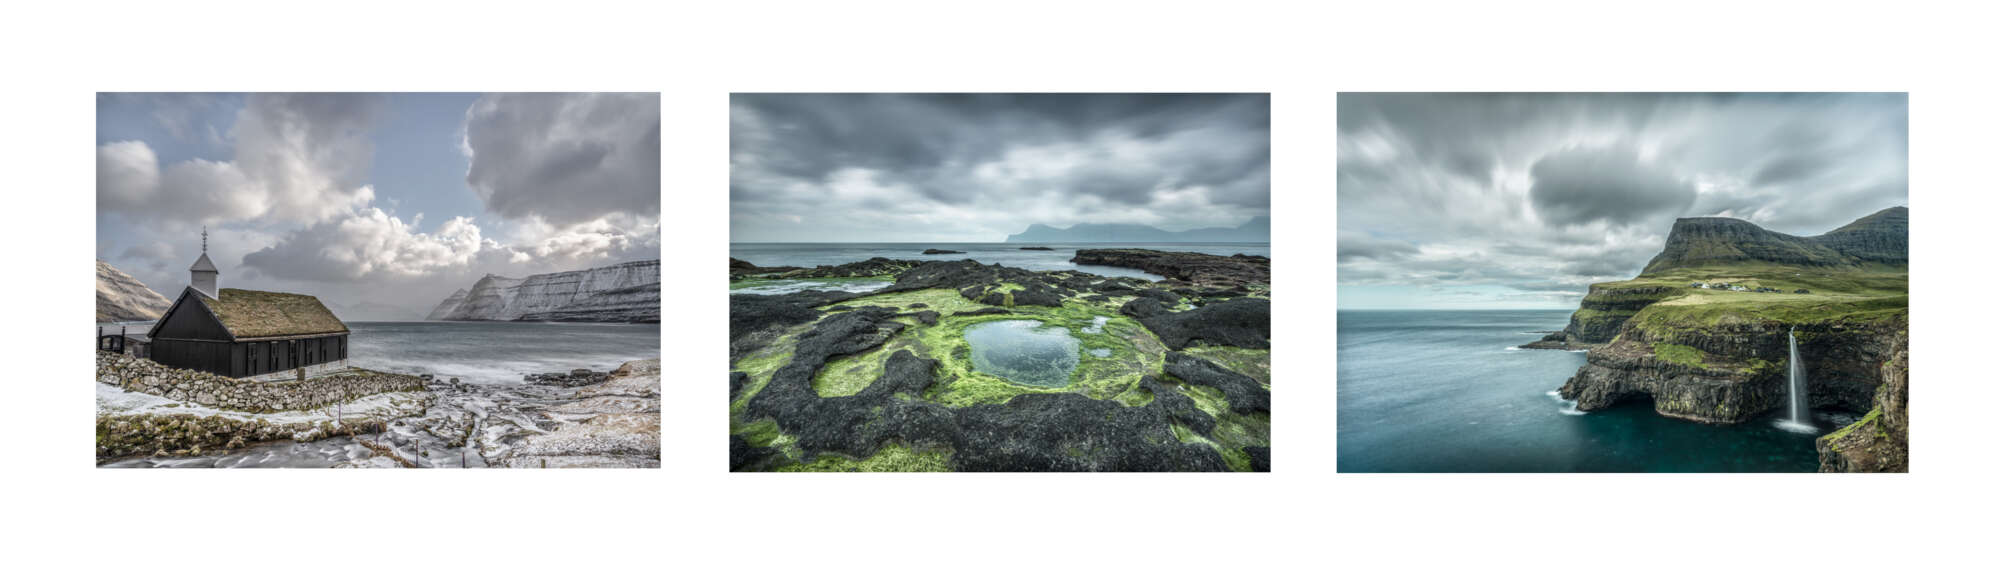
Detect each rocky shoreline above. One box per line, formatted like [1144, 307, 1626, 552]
[729, 252, 1272, 472]
[97, 354, 661, 468]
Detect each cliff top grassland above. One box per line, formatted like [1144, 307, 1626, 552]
[1606, 264, 1907, 331]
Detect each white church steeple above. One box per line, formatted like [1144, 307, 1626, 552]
[189, 227, 218, 298]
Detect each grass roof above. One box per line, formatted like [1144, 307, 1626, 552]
[200, 288, 349, 338]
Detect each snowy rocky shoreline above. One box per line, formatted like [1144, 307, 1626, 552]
[97, 354, 661, 468]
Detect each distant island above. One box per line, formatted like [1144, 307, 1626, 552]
[1005, 216, 1269, 243]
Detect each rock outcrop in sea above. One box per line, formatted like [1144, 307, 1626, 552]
[97, 260, 172, 322]
[1005, 216, 1270, 243]
[427, 260, 660, 323]
[1527, 207, 1908, 472]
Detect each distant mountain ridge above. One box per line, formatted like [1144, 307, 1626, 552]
[426, 260, 660, 323]
[1641, 206, 1907, 274]
[1005, 216, 1269, 243]
[97, 260, 172, 322]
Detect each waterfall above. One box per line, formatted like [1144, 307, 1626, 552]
[1777, 328, 1815, 433]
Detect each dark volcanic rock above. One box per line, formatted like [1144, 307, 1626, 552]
[1137, 298, 1272, 350]
[1019, 247, 1054, 251]
[922, 249, 965, 255]
[900, 310, 941, 326]
[1072, 249, 1270, 288]
[779, 257, 920, 279]
[1165, 352, 1270, 414]
[526, 368, 610, 387]
[1244, 446, 1271, 472]
[1137, 288, 1181, 303]
[730, 258, 803, 280]
[729, 291, 856, 362]
[1142, 376, 1216, 436]
[1118, 297, 1171, 319]
[952, 307, 1013, 317]
[736, 304, 1233, 471]
[951, 393, 1226, 472]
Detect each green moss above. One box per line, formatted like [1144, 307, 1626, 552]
[1819, 407, 1884, 450]
[1651, 342, 1709, 369]
[735, 418, 784, 448]
[775, 442, 952, 472]
[814, 339, 907, 397]
[1179, 346, 1271, 385]
[827, 288, 988, 315]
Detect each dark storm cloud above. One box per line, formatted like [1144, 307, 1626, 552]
[731, 93, 1270, 241]
[1338, 93, 1906, 308]
[464, 93, 661, 227]
[1528, 146, 1694, 226]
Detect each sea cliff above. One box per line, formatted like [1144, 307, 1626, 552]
[1532, 207, 1908, 472]
[97, 260, 172, 322]
[428, 260, 660, 323]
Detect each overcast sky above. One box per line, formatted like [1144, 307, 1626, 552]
[731, 93, 1270, 242]
[1337, 93, 1907, 309]
[97, 93, 661, 317]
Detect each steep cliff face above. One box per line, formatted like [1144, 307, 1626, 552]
[1559, 312, 1903, 423]
[432, 260, 660, 323]
[97, 260, 172, 322]
[1642, 216, 1853, 273]
[1536, 207, 1907, 470]
[1810, 206, 1909, 265]
[1542, 285, 1683, 346]
[425, 289, 469, 320]
[1816, 328, 1909, 472]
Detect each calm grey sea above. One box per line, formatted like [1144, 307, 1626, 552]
[1338, 309, 1837, 473]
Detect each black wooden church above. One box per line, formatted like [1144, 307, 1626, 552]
[146, 231, 351, 378]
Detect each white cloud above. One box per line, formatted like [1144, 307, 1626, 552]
[97, 93, 384, 227]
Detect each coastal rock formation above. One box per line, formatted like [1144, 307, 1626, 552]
[921, 248, 964, 255]
[430, 260, 660, 323]
[1816, 329, 1908, 472]
[1534, 207, 1907, 471]
[729, 258, 802, 281]
[98, 357, 664, 468]
[1071, 249, 1270, 288]
[1006, 216, 1270, 243]
[1137, 298, 1272, 350]
[728, 253, 1273, 472]
[97, 260, 172, 322]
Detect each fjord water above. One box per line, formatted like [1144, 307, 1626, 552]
[345, 321, 659, 385]
[1338, 310, 1825, 472]
[730, 242, 1272, 281]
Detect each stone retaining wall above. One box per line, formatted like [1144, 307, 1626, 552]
[96, 351, 426, 413]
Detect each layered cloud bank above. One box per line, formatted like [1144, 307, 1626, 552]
[95, 93, 661, 313]
[1337, 93, 1907, 308]
[731, 93, 1270, 242]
